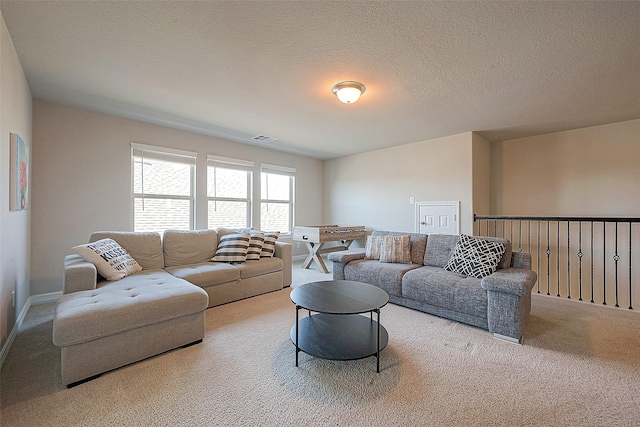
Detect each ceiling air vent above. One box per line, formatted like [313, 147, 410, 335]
[252, 134, 277, 144]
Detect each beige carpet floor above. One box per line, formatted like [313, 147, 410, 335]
[2, 264, 640, 426]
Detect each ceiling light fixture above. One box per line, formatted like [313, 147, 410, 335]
[332, 81, 366, 104]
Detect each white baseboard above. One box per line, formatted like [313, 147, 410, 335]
[0, 291, 62, 368]
[30, 291, 62, 305]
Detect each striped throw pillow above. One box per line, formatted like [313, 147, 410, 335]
[246, 233, 265, 261]
[379, 234, 412, 264]
[212, 233, 250, 263]
[260, 231, 280, 258]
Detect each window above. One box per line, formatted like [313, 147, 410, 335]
[261, 164, 295, 233]
[207, 155, 253, 229]
[132, 143, 196, 233]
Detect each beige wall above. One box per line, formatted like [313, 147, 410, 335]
[491, 119, 640, 216]
[31, 100, 324, 295]
[324, 132, 479, 236]
[472, 132, 491, 217]
[0, 12, 32, 352]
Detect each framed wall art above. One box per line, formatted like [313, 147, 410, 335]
[9, 132, 29, 211]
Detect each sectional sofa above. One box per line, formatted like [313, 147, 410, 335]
[329, 231, 537, 343]
[54, 228, 292, 386]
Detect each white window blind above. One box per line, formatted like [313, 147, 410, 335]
[260, 163, 295, 233]
[207, 155, 253, 229]
[131, 143, 196, 233]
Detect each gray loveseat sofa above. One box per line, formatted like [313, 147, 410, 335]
[54, 228, 292, 386]
[329, 231, 537, 343]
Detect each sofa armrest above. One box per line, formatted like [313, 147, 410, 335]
[63, 254, 98, 294]
[328, 249, 366, 280]
[275, 241, 292, 287]
[328, 248, 366, 264]
[481, 268, 537, 297]
[511, 252, 532, 270]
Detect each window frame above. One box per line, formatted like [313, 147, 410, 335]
[207, 155, 254, 230]
[131, 143, 197, 232]
[260, 163, 296, 234]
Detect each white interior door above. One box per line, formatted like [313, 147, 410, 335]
[416, 201, 460, 235]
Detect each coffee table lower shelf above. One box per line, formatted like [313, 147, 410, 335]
[290, 313, 388, 368]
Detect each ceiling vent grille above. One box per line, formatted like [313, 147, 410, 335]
[252, 134, 277, 143]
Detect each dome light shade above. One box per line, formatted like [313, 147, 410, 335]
[332, 81, 366, 104]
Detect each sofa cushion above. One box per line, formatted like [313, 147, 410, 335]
[235, 257, 283, 279]
[402, 266, 488, 320]
[53, 270, 208, 347]
[344, 259, 421, 297]
[163, 229, 218, 267]
[424, 234, 512, 270]
[379, 234, 412, 264]
[90, 231, 164, 270]
[212, 233, 250, 263]
[73, 238, 142, 281]
[164, 262, 240, 287]
[444, 234, 506, 279]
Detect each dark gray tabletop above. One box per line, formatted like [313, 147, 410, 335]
[290, 280, 389, 314]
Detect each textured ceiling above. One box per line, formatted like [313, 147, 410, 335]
[2, 1, 639, 159]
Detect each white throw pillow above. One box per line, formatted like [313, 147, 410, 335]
[365, 235, 383, 260]
[73, 238, 142, 281]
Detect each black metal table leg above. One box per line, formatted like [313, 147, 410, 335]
[376, 308, 380, 373]
[295, 305, 300, 367]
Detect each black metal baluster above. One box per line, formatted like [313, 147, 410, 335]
[537, 221, 541, 294]
[546, 221, 551, 296]
[630, 222, 633, 310]
[578, 221, 583, 301]
[557, 221, 561, 297]
[567, 221, 571, 299]
[603, 222, 607, 306]
[518, 220, 523, 252]
[591, 222, 594, 304]
[614, 222, 619, 308]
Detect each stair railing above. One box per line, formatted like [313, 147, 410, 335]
[474, 215, 640, 310]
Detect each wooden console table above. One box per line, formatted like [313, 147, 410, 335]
[292, 225, 369, 273]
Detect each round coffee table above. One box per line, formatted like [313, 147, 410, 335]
[290, 280, 389, 372]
